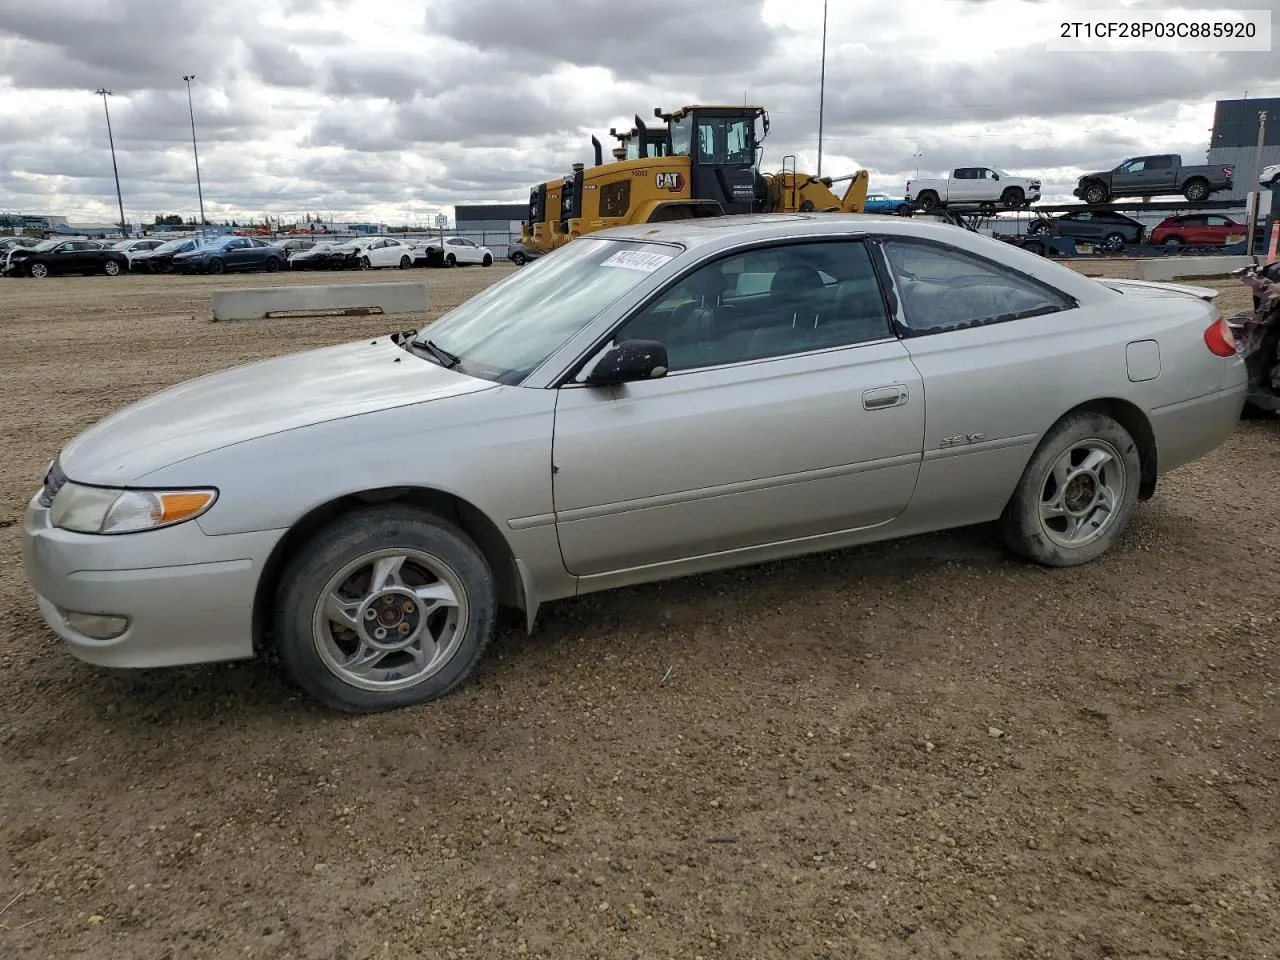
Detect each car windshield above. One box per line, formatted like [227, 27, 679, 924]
[153, 239, 191, 253]
[414, 237, 682, 385]
[32, 240, 62, 252]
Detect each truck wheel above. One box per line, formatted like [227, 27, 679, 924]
[272, 505, 498, 713]
[917, 191, 939, 212]
[1183, 178, 1210, 202]
[999, 411, 1141, 567]
[1001, 186, 1025, 208]
[1083, 182, 1109, 205]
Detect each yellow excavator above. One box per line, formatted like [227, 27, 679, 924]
[519, 105, 869, 255]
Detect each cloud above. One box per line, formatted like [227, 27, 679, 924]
[0, 0, 1277, 225]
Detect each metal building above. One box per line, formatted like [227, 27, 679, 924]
[453, 204, 526, 258]
[1206, 97, 1280, 202]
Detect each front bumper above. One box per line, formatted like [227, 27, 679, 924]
[21, 491, 285, 669]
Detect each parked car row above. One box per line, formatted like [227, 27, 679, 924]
[288, 235, 496, 271]
[1027, 210, 1265, 250]
[894, 153, 1239, 215]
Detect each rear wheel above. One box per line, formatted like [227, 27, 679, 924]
[510, 251, 526, 265]
[445, 253, 456, 268]
[272, 506, 498, 713]
[1183, 178, 1210, 202]
[103, 259, 121, 276]
[917, 191, 940, 212]
[999, 411, 1142, 567]
[399, 255, 411, 269]
[264, 257, 281, 272]
[1100, 232, 1126, 252]
[1082, 182, 1109, 205]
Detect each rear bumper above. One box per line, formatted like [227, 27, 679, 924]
[1150, 375, 1248, 476]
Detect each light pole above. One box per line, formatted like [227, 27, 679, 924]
[94, 88, 127, 235]
[816, 0, 828, 178]
[913, 150, 923, 178]
[182, 74, 206, 227]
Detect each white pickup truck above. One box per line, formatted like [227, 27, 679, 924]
[905, 166, 1041, 212]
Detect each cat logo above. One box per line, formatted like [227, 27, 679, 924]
[655, 172, 685, 192]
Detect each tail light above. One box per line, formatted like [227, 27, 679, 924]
[1224, 166, 1234, 176]
[1203, 315, 1237, 357]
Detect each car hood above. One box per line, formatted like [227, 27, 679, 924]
[58, 339, 495, 486]
[1096, 277, 1219, 301]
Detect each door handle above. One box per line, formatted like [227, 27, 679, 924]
[862, 384, 908, 410]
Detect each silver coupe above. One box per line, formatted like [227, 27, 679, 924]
[21, 213, 1248, 712]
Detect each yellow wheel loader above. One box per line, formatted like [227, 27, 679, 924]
[520, 105, 870, 256]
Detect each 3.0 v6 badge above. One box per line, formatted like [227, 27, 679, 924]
[940, 433, 985, 446]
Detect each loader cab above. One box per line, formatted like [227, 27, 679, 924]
[559, 163, 585, 237]
[658, 104, 767, 215]
[611, 116, 673, 162]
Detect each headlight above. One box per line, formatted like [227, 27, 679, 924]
[49, 481, 217, 534]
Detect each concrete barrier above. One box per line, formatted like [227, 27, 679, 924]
[211, 282, 428, 321]
[1135, 256, 1255, 282]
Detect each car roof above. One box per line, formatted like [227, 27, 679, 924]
[585, 211, 970, 250]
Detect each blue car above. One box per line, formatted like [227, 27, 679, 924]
[863, 193, 915, 216]
[169, 235, 286, 275]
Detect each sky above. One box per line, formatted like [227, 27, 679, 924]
[1, 0, 1278, 227]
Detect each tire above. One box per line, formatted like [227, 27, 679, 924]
[208, 258, 225, 275]
[895, 204, 913, 216]
[264, 257, 281, 272]
[1183, 178, 1210, 202]
[1162, 236, 1182, 249]
[359, 256, 371, 270]
[509, 251, 526, 266]
[917, 191, 939, 212]
[1101, 232, 1126, 252]
[103, 259, 121, 276]
[482, 253, 493, 266]
[399, 255, 411, 269]
[998, 411, 1142, 567]
[272, 505, 498, 714]
[28, 262, 48, 278]
[1000, 186, 1025, 208]
[445, 253, 456, 268]
[1082, 182, 1109, 205]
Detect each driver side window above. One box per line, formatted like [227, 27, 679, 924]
[611, 239, 893, 373]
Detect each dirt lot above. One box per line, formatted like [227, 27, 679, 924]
[0, 259, 1276, 960]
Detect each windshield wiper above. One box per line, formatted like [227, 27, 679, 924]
[415, 338, 460, 368]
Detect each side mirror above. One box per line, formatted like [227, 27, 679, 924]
[992, 173, 1000, 180]
[584, 339, 668, 386]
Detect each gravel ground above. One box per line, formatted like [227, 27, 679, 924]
[0, 260, 1276, 960]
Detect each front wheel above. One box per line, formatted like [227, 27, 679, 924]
[208, 258, 225, 275]
[28, 262, 48, 278]
[359, 256, 371, 270]
[1082, 182, 1109, 205]
[272, 506, 498, 713]
[481, 253, 493, 266]
[999, 411, 1142, 567]
[1000, 186, 1025, 208]
[1162, 236, 1182, 249]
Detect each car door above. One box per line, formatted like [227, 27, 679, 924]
[381, 239, 406, 266]
[1110, 158, 1147, 194]
[874, 234, 1083, 527]
[550, 236, 925, 578]
[950, 168, 977, 202]
[1056, 211, 1095, 240]
[1143, 155, 1176, 192]
[49, 241, 81, 274]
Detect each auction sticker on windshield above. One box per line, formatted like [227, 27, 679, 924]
[600, 250, 674, 272]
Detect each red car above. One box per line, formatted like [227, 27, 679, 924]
[1148, 213, 1254, 248]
